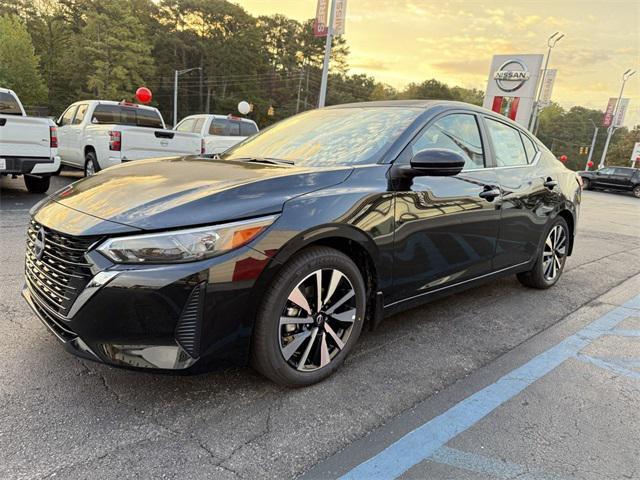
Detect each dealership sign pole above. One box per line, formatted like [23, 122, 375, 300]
[316, 0, 346, 108]
[598, 69, 636, 168]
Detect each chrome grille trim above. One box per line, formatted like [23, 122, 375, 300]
[24, 219, 100, 317]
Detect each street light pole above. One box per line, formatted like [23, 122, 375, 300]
[318, 0, 337, 108]
[530, 31, 564, 135]
[598, 68, 636, 169]
[586, 119, 598, 171]
[173, 67, 202, 128]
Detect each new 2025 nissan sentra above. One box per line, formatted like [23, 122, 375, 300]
[23, 101, 581, 386]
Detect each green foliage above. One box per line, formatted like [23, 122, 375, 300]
[0, 14, 48, 104]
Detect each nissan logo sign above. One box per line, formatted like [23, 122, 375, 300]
[493, 59, 531, 92]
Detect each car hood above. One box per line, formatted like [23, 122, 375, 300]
[44, 156, 353, 233]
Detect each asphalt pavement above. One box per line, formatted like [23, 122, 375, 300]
[1, 172, 639, 480]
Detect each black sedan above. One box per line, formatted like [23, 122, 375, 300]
[23, 101, 581, 386]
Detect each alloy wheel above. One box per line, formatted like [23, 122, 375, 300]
[85, 159, 95, 177]
[542, 224, 567, 281]
[279, 268, 357, 372]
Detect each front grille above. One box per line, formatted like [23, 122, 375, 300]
[25, 219, 99, 319]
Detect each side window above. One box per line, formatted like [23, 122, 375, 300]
[521, 133, 538, 164]
[485, 118, 528, 167]
[59, 106, 78, 126]
[176, 118, 196, 132]
[72, 104, 88, 125]
[192, 118, 205, 134]
[613, 168, 631, 177]
[599, 167, 614, 175]
[411, 113, 485, 170]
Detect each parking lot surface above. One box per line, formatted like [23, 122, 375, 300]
[1, 173, 639, 480]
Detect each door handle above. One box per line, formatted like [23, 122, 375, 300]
[479, 187, 501, 200]
[544, 178, 558, 189]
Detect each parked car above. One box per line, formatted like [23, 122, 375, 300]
[23, 100, 581, 386]
[174, 114, 258, 156]
[578, 167, 640, 197]
[0, 87, 60, 193]
[56, 100, 202, 176]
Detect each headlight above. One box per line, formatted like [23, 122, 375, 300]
[97, 215, 278, 264]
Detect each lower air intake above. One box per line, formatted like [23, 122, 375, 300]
[175, 283, 205, 358]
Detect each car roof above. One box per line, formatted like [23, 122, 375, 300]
[181, 114, 256, 124]
[0, 87, 14, 94]
[67, 100, 159, 111]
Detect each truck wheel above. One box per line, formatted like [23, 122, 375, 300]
[24, 175, 51, 194]
[84, 151, 100, 177]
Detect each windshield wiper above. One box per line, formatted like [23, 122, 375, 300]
[236, 157, 295, 166]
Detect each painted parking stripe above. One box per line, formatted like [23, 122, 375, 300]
[576, 354, 640, 380]
[339, 297, 640, 480]
[427, 446, 566, 480]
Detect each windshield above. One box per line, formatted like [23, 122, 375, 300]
[222, 107, 421, 166]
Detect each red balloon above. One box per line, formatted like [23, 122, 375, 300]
[587, 160, 594, 168]
[135, 87, 152, 104]
[559, 155, 568, 162]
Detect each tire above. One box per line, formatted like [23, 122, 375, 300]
[84, 151, 100, 177]
[633, 185, 640, 198]
[582, 178, 591, 190]
[250, 246, 367, 387]
[517, 217, 569, 289]
[24, 175, 51, 194]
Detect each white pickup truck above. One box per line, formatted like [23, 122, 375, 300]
[0, 87, 60, 193]
[174, 114, 258, 156]
[56, 100, 202, 176]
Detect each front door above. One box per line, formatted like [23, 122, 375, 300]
[592, 167, 615, 188]
[390, 112, 502, 303]
[56, 105, 77, 163]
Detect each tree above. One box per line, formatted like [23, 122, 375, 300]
[0, 14, 48, 105]
[82, 0, 156, 100]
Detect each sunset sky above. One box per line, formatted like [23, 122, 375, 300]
[236, 0, 640, 127]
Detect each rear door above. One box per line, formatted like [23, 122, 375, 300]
[391, 111, 502, 303]
[0, 92, 51, 159]
[483, 116, 558, 269]
[610, 168, 633, 189]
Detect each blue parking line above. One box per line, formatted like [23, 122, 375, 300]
[576, 354, 640, 380]
[339, 297, 640, 480]
[428, 446, 566, 480]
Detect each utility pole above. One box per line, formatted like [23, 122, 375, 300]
[296, 71, 303, 113]
[598, 69, 636, 168]
[173, 67, 201, 128]
[318, 0, 337, 108]
[585, 119, 598, 170]
[530, 32, 564, 134]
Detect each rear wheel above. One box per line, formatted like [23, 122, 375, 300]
[24, 175, 50, 194]
[84, 151, 100, 177]
[251, 246, 366, 387]
[633, 185, 640, 198]
[582, 178, 591, 190]
[517, 217, 569, 289]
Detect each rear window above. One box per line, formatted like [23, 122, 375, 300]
[0, 92, 22, 115]
[209, 119, 242, 136]
[240, 122, 258, 136]
[92, 105, 164, 128]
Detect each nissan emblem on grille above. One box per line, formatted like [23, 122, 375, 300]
[34, 227, 46, 260]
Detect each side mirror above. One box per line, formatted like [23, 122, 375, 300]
[408, 148, 466, 177]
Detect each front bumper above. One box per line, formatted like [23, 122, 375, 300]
[23, 243, 273, 372]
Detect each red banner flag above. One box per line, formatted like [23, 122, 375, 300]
[313, 0, 329, 37]
[602, 97, 617, 127]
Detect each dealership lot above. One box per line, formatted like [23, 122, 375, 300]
[1, 174, 639, 479]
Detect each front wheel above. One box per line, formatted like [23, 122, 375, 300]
[517, 217, 569, 289]
[251, 246, 367, 387]
[633, 185, 640, 198]
[582, 178, 591, 190]
[24, 175, 51, 194]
